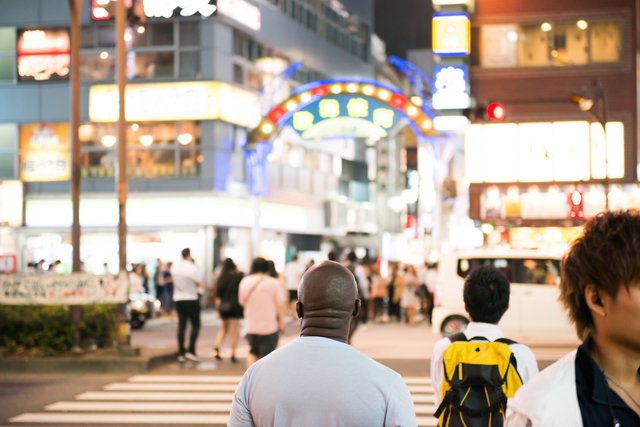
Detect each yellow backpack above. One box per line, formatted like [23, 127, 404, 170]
[434, 333, 524, 427]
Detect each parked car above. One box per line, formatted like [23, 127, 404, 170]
[129, 293, 161, 329]
[432, 251, 576, 340]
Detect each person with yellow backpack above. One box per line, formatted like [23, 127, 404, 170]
[431, 266, 539, 427]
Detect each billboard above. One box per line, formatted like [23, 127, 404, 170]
[19, 123, 70, 182]
[433, 13, 470, 56]
[17, 28, 70, 82]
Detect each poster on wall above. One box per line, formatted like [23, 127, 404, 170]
[17, 28, 70, 82]
[19, 123, 70, 182]
[0, 272, 129, 305]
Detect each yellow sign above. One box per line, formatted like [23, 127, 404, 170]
[89, 81, 260, 128]
[433, 13, 470, 56]
[19, 123, 70, 182]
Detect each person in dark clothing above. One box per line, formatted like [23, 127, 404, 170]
[162, 262, 174, 316]
[213, 258, 244, 363]
[387, 263, 403, 322]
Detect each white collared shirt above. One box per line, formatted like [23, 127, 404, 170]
[430, 322, 539, 406]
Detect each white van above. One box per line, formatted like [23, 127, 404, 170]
[432, 251, 577, 340]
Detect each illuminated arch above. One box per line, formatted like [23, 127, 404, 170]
[247, 78, 436, 145]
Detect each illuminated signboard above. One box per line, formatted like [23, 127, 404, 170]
[466, 121, 625, 183]
[19, 123, 70, 182]
[433, 13, 470, 56]
[91, 0, 133, 20]
[17, 28, 70, 82]
[217, 0, 261, 31]
[432, 65, 469, 110]
[89, 81, 260, 127]
[284, 95, 402, 139]
[0, 180, 24, 227]
[143, 0, 217, 18]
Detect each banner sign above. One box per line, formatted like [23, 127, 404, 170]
[0, 272, 129, 305]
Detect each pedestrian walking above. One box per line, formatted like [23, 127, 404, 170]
[238, 257, 286, 368]
[344, 251, 370, 342]
[368, 264, 386, 321]
[505, 211, 640, 427]
[213, 258, 244, 364]
[129, 264, 145, 295]
[171, 248, 204, 362]
[228, 260, 417, 427]
[419, 262, 438, 324]
[162, 262, 174, 316]
[387, 263, 403, 322]
[401, 265, 420, 325]
[431, 265, 538, 427]
[154, 258, 164, 307]
[284, 255, 305, 319]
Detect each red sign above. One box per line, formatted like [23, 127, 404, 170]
[17, 28, 70, 82]
[92, 0, 133, 20]
[0, 255, 17, 274]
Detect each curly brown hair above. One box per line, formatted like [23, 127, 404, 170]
[560, 210, 640, 339]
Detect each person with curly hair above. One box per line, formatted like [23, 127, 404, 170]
[506, 211, 640, 427]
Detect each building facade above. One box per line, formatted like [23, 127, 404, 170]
[0, 0, 376, 278]
[465, 0, 638, 250]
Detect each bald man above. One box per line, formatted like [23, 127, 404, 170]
[228, 261, 417, 427]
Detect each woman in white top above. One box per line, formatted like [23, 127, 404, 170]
[400, 265, 420, 325]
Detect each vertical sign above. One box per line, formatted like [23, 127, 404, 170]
[19, 123, 71, 182]
[432, 13, 470, 56]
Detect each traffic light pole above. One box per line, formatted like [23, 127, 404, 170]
[115, 0, 131, 352]
[68, 0, 83, 353]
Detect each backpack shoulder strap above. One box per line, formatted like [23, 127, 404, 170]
[494, 337, 518, 346]
[448, 332, 468, 343]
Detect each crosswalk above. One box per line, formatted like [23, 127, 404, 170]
[9, 374, 439, 426]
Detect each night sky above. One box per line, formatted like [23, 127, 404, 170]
[374, 0, 434, 58]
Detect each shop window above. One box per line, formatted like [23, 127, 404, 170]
[80, 53, 115, 81]
[151, 22, 174, 46]
[129, 122, 175, 147]
[477, 20, 623, 68]
[179, 51, 200, 78]
[81, 151, 115, 178]
[0, 154, 15, 178]
[180, 149, 202, 176]
[97, 26, 116, 48]
[233, 63, 244, 84]
[81, 27, 95, 48]
[178, 121, 201, 146]
[131, 26, 149, 47]
[552, 23, 588, 66]
[131, 52, 174, 78]
[128, 150, 175, 179]
[179, 21, 200, 46]
[590, 22, 622, 63]
[0, 123, 16, 178]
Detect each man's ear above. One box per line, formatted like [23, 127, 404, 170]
[296, 301, 304, 319]
[584, 284, 606, 318]
[353, 299, 362, 318]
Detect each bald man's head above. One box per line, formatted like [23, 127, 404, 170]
[298, 261, 358, 313]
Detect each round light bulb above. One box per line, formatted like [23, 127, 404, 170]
[101, 135, 116, 147]
[331, 85, 342, 94]
[262, 123, 273, 134]
[346, 83, 357, 93]
[541, 22, 552, 32]
[100, 51, 109, 59]
[139, 135, 153, 146]
[577, 20, 587, 30]
[300, 93, 311, 103]
[378, 90, 390, 100]
[363, 86, 374, 96]
[178, 133, 193, 145]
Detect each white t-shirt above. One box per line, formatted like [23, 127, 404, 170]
[284, 261, 305, 291]
[228, 336, 417, 427]
[238, 274, 286, 335]
[170, 259, 202, 301]
[430, 322, 539, 406]
[129, 272, 145, 294]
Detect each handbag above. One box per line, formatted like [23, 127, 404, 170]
[218, 300, 233, 314]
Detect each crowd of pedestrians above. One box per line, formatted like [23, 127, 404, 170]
[224, 210, 640, 426]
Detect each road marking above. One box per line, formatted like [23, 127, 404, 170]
[45, 401, 233, 412]
[76, 391, 236, 401]
[10, 413, 229, 424]
[414, 404, 438, 414]
[104, 383, 239, 392]
[416, 415, 439, 426]
[128, 375, 244, 383]
[412, 394, 436, 404]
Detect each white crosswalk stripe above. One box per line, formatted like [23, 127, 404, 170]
[9, 375, 439, 427]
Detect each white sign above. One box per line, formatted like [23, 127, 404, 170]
[0, 181, 23, 227]
[218, 0, 261, 31]
[143, 0, 217, 18]
[432, 65, 470, 110]
[0, 272, 129, 305]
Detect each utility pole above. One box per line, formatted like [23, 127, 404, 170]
[115, 0, 131, 351]
[68, 0, 83, 352]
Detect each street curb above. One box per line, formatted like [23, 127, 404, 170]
[0, 350, 178, 374]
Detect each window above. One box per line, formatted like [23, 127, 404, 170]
[80, 22, 200, 81]
[477, 20, 623, 68]
[233, 63, 244, 84]
[0, 27, 16, 83]
[79, 121, 201, 179]
[457, 258, 561, 285]
[0, 124, 17, 178]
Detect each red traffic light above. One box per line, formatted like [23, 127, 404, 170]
[487, 103, 506, 121]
